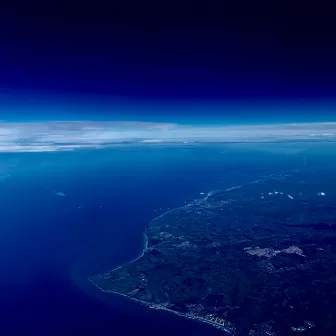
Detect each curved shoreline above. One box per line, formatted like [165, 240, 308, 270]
[88, 276, 235, 334]
[88, 156, 308, 334]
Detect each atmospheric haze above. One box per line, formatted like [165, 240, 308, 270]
[0, 121, 335, 152]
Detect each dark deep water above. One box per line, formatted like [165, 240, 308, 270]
[0, 144, 302, 335]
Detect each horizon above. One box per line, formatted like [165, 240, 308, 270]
[1, 120, 336, 152]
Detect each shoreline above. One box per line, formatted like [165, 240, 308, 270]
[86, 156, 307, 335]
[88, 276, 234, 334]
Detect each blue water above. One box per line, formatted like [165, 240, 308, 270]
[0, 145, 301, 335]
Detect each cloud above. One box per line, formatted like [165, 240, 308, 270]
[0, 121, 335, 152]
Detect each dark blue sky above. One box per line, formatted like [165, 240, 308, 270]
[0, 2, 335, 123]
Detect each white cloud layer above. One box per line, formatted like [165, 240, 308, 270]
[0, 121, 335, 152]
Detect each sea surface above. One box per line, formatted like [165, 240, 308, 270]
[0, 144, 304, 335]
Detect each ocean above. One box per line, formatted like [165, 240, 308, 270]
[0, 144, 302, 335]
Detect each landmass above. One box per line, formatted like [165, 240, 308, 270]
[90, 159, 336, 335]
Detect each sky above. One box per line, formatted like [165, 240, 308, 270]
[0, 3, 335, 123]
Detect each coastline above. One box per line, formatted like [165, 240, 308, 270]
[86, 184, 258, 335]
[88, 276, 234, 334]
[86, 187, 238, 334]
[87, 156, 307, 335]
